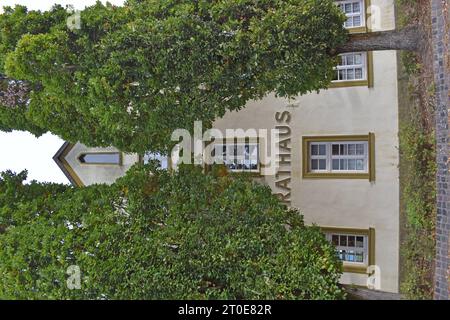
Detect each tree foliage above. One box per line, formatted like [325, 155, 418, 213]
[0, 0, 347, 152]
[0, 5, 68, 136]
[0, 165, 344, 299]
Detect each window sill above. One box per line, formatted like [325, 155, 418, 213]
[328, 80, 368, 88]
[347, 26, 368, 34]
[229, 171, 262, 177]
[342, 264, 369, 274]
[302, 172, 370, 180]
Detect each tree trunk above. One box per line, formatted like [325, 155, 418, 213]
[335, 26, 422, 54]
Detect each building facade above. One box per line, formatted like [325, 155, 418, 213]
[54, 0, 401, 293]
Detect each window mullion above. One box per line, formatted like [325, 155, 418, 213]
[327, 142, 332, 172]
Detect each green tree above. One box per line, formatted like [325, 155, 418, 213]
[1, 0, 348, 153]
[0, 0, 421, 153]
[0, 170, 68, 231]
[0, 4, 68, 136]
[0, 165, 344, 299]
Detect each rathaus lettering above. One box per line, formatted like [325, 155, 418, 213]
[274, 111, 291, 205]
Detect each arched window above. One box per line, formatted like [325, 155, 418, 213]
[78, 153, 121, 165]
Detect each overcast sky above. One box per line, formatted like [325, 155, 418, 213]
[0, 0, 125, 184]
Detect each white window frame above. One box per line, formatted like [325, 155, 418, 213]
[326, 232, 369, 266]
[333, 52, 367, 82]
[213, 142, 259, 173]
[309, 141, 369, 174]
[336, 0, 366, 29]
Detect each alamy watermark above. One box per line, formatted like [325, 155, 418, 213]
[170, 121, 285, 176]
[367, 265, 381, 290]
[66, 5, 81, 31]
[66, 265, 81, 290]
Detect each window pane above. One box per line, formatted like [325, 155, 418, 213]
[356, 144, 365, 155]
[237, 154, 244, 171]
[319, 159, 327, 170]
[332, 159, 340, 170]
[340, 235, 347, 246]
[348, 144, 356, 155]
[249, 145, 258, 160]
[340, 144, 347, 155]
[80, 153, 120, 164]
[346, 55, 354, 65]
[353, 2, 361, 12]
[348, 236, 356, 247]
[344, 18, 352, 28]
[218, 143, 259, 172]
[355, 68, 363, 79]
[338, 250, 346, 261]
[227, 145, 235, 158]
[354, 54, 362, 64]
[311, 144, 319, 156]
[347, 69, 355, 80]
[356, 159, 365, 170]
[319, 144, 327, 156]
[356, 252, 364, 263]
[332, 235, 339, 246]
[345, 3, 352, 13]
[347, 251, 355, 262]
[356, 236, 364, 248]
[348, 159, 356, 170]
[332, 144, 340, 155]
[311, 159, 318, 170]
[353, 15, 361, 26]
[332, 70, 339, 81]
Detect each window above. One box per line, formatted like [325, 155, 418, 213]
[213, 142, 259, 173]
[302, 134, 375, 180]
[327, 233, 368, 264]
[143, 152, 169, 169]
[333, 52, 367, 82]
[331, 142, 368, 171]
[310, 141, 368, 173]
[330, 51, 373, 88]
[310, 143, 328, 171]
[337, 0, 365, 29]
[322, 227, 375, 274]
[78, 153, 121, 165]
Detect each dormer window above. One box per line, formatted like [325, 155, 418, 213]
[78, 153, 121, 165]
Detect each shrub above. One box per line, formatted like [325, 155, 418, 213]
[0, 165, 344, 299]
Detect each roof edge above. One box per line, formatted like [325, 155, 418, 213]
[53, 142, 84, 187]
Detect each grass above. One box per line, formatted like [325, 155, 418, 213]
[396, 0, 436, 300]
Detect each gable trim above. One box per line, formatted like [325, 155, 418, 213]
[53, 142, 84, 187]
